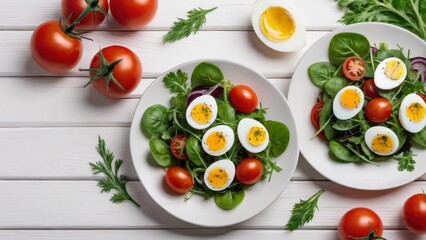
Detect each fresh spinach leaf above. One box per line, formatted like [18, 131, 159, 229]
[323, 77, 348, 97]
[328, 32, 370, 66]
[319, 99, 336, 141]
[141, 104, 170, 138]
[308, 62, 338, 88]
[214, 189, 245, 210]
[185, 135, 205, 167]
[329, 140, 361, 162]
[191, 62, 224, 87]
[411, 128, 426, 148]
[216, 99, 236, 127]
[149, 138, 172, 167]
[332, 119, 360, 131]
[264, 120, 290, 157]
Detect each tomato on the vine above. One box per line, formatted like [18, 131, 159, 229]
[110, 0, 158, 28]
[343, 56, 366, 81]
[229, 85, 259, 113]
[402, 192, 426, 234]
[362, 78, 380, 99]
[338, 207, 384, 240]
[61, 0, 109, 29]
[30, 20, 83, 73]
[165, 166, 194, 194]
[82, 45, 142, 98]
[170, 134, 188, 160]
[364, 98, 392, 123]
[236, 158, 263, 184]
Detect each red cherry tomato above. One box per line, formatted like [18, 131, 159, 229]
[362, 78, 380, 99]
[170, 134, 188, 160]
[86, 45, 142, 98]
[402, 193, 426, 234]
[310, 102, 324, 130]
[229, 85, 259, 113]
[338, 207, 383, 240]
[110, 0, 158, 28]
[61, 0, 109, 30]
[343, 56, 366, 81]
[364, 98, 392, 123]
[417, 93, 426, 104]
[30, 20, 83, 73]
[165, 166, 194, 194]
[236, 158, 263, 184]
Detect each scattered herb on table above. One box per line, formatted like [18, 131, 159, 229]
[285, 189, 325, 232]
[90, 136, 140, 207]
[162, 7, 218, 44]
[335, 0, 426, 40]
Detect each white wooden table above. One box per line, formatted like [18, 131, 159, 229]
[0, 1, 425, 239]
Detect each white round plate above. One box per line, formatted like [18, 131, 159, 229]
[288, 23, 426, 190]
[130, 59, 299, 227]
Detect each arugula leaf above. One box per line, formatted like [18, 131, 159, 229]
[163, 69, 190, 95]
[285, 189, 325, 232]
[90, 136, 140, 207]
[395, 150, 416, 172]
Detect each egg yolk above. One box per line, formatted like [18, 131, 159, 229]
[207, 167, 229, 189]
[385, 60, 405, 80]
[340, 89, 361, 109]
[206, 132, 227, 152]
[406, 102, 426, 122]
[191, 103, 212, 124]
[371, 134, 394, 154]
[247, 126, 267, 146]
[260, 7, 295, 42]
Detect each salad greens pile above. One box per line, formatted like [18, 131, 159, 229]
[309, 32, 426, 171]
[141, 62, 290, 210]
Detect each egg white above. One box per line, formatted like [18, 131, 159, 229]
[237, 118, 270, 153]
[364, 126, 399, 156]
[333, 86, 364, 120]
[399, 93, 426, 133]
[374, 57, 407, 90]
[251, 0, 306, 52]
[203, 159, 236, 191]
[202, 125, 235, 156]
[186, 95, 218, 130]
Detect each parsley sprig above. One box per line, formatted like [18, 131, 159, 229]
[162, 7, 218, 44]
[395, 149, 416, 172]
[90, 136, 140, 207]
[285, 189, 325, 232]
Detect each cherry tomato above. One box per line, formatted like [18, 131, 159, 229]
[229, 85, 259, 113]
[85, 45, 142, 98]
[338, 207, 383, 240]
[30, 20, 83, 73]
[362, 78, 380, 99]
[402, 192, 426, 234]
[110, 0, 158, 28]
[310, 102, 324, 130]
[417, 93, 426, 104]
[61, 0, 109, 30]
[170, 134, 188, 160]
[236, 158, 263, 184]
[343, 56, 366, 81]
[364, 98, 392, 123]
[165, 166, 194, 194]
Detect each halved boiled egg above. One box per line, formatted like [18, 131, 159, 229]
[237, 118, 269, 153]
[251, 0, 306, 52]
[365, 126, 399, 156]
[204, 159, 235, 191]
[333, 86, 364, 120]
[374, 57, 407, 90]
[186, 95, 218, 130]
[399, 93, 426, 133]
[202, 125, 235, 156]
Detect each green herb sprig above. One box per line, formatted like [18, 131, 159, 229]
[395, 149, 416, 172]
[162, 7, 218, 44]
[285, 189, 325, 232]
[90, 136, 140, 207]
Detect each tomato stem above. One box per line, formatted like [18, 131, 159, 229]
[64, 0, 107, 33]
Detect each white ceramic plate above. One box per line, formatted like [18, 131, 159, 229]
[130, 59, 299, 227]
[288, 23, 426, 190]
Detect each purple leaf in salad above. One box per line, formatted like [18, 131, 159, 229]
[410, 57, 426, 83]
[186, 84, 223, 106]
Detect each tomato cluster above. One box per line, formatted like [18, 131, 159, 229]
[30, 0, 158, 97]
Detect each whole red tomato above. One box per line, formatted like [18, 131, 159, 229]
[338, 207, 384, 240]
[165, 166, 194, 194]
[362, 79, 380, 99]
[364, 98, 392, 123]
[402, 192, 426, 234]
[110, 0, 158, 28]
[30, 20, 83, 73]
[61, 0, 109, 29]
[236, 158, 263, 184]
[83, 45, 142, 98]
[229, 85, 259, 113]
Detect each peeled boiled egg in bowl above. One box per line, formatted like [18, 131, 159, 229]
[251, 0, 306, 52]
